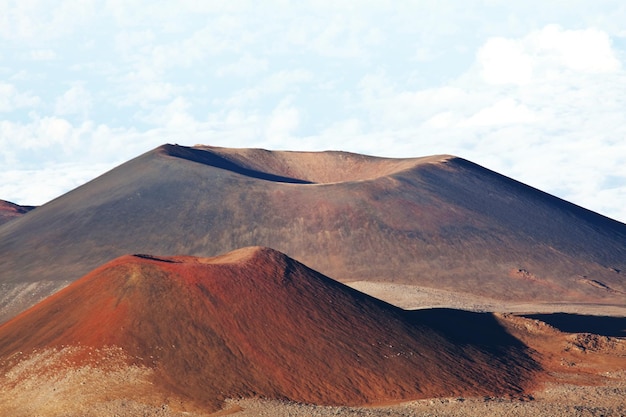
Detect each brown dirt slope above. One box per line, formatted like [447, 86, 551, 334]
[1, 144, 625, 321]
[0, 200, 35, 226]
[0, 247, 540, 412]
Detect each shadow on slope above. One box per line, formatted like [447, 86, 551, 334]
[160, 144, 313, 184]
[523, 313, 626, 337]
[408, 308, 531, 350]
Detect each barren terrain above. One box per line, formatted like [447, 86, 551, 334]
[1, 307, 624, 417]
[228, 310, 626, 416]
[1, 144, 624, 416]
[349, 281, 626, 316]
[0, 248, 550, 415]
[1, 144, 625, 321]
[227, 376, 626, 417]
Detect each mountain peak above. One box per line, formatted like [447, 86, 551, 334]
[159, 143, 456, 184]
[0, 200, 36, 226]
[0, 247, 539, 412]
[1, 144, 624, 323]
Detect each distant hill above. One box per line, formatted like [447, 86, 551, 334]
[0, 200, 35, 226]
[0, 144, 624, 321]
[0, 247, 539, 413]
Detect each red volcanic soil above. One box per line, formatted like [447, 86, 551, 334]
[0, 247, 539, 412]
[0, 200, 35, 226]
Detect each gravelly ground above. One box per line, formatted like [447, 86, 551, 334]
[1, 360, 625, 416]
[1, 311, 625, 417]
[228, 374, 626, 417]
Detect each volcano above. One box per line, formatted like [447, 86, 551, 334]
[0, 200, 35, 226]
[1, 144, 625, 321]
[0, 247, 539, 413]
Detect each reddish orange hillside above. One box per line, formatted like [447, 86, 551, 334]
[0, 247, 540, 412]
[0, 200, 35, 226]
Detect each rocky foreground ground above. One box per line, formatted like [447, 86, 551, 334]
[1, 271, 624, 417]
[5, 376, 623, 417]
[227, 374, 626, 416]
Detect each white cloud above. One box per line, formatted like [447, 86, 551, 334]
[413, 46, 440, 63]
[0, 83, 40, 112]
[223, 69, 314, 107]
[478, 37, 533, 85]
[477, 25, 622, 85]
[118, 82, 181, 108]
[54, 84, 92, 118]
[265, 100, 300, 144]
[309, 16, 372, 58]
[0, 0, 95, 41]
[216, 55, 269, 77]
[0, 163, 113, 206]
[528, 25, 621, 74]
[29, 49, 57, 61]
[146, 17, 251, 72]
[0, 116, 79, 152]
[114, 30, 155, 58]
[422, 112, 456, 129]
[357, 73, 478, 130]
[139, 96, 196, 129]
[462, 98, 540, 127]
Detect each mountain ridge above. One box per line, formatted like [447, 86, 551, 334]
[0, 200, 36, 226]
[0, 143, 624, 322]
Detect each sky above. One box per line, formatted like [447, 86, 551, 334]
[1, 1, 626, 223]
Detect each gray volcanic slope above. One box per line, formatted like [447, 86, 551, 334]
[0, 144, 625, 321]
